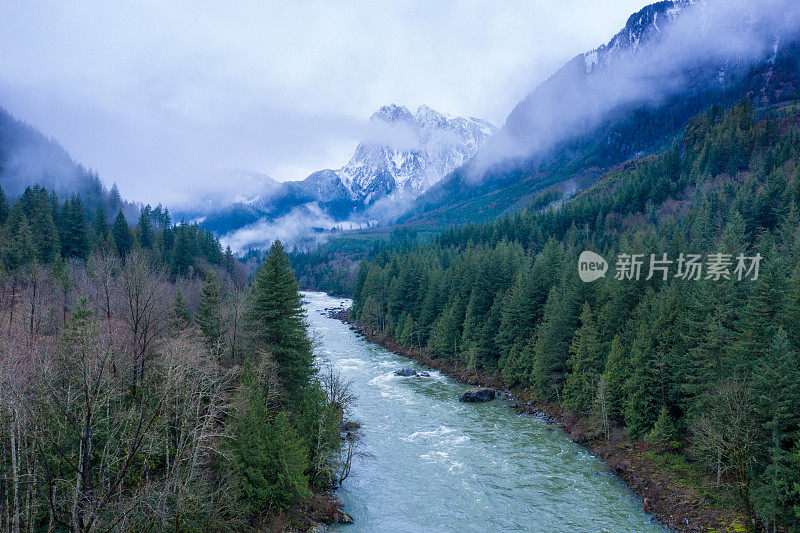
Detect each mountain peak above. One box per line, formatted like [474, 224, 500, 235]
[583, 0, 692, 73]
[622, 0, 688, 32]
[338, 104, 496, 203]
[370, 104, 414, 123]
[415, 104, 449, 128]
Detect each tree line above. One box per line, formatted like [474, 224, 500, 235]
[0, 185, 351, 531]
[351, 101, 800, 530]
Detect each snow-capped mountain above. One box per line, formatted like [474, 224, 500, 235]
[336, 104, 495, 204]
[200, 104, 495, 245]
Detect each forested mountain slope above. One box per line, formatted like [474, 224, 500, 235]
[352, 102, 800, 530]
[403, 0, 800, 228]
[0, 107, 140, 221]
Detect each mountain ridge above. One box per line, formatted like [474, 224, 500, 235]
[402, 0, 800, 228]
[202, 104, 496, 246]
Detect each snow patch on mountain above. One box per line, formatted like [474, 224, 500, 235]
[334, 104, 495, 204]
[583, 0, 693, 74]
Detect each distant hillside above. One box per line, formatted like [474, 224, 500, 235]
[0, 106, 138, 219]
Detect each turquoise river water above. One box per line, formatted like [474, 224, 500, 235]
[303, 291, 664, 533]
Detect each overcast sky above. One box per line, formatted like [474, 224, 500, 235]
[0, 0, 647, 206]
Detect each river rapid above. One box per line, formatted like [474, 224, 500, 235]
[303, 291, 664, 533]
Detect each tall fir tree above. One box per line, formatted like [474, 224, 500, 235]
[172, 286, 191, 326]
[752, 328, 800, 528]
[59, 195, 90, 259]
[604, 334, 628, 419]
[624, 324, 659, 438]
[232, 384, 310, 514]
[0, 186, 9, 226]
[93, 204, 110, 242]
[5, 210, 37, 270]
[243, 240, 314, 401]
[196, 271, 224, 356]
[136, 207, 154, 249]
[563, 303, 604, 413]
[18, 185, 60, 262]
[111, 211, 134, 257]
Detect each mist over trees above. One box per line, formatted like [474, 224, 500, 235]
[0, 108, 144, 225]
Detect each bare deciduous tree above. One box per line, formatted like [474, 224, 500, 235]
[85, 252, 120, 322]
[117, 250, 170, 393]
[691, 378, 759, 529]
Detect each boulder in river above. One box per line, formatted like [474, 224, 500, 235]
[394, 368, 418, 377]
[418, 371, 430, 377]
[337, 510, 354, 524]
[459, 388, 496, 402]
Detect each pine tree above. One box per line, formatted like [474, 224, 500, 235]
[171, 225, 195, 277]
[502, 335, 535, 388]
[49, 189, 61, 230]
[0, 186, 9, 226]
[428, 295, 463, 360]
[752, 328, 800, 528]
[18, 186, 60, 262]
[136, 207, 154, 249]
[111, 211, 134, 257]
[495, 270, 532, 365]
[563, 303, 603, 413]
[93, 205, 110, 242]
[172, 287, 191, 325]
[5, 210, 36, 270]
[233, 401, 310, 513]
[243, 240, 314, 401]
[109, 183, 122, 210]
[646, 405, 678, 448]
[476, 295, 503, 371]
[735, 260, 787, 374]
[529, 282, 580, 400]
[399, 313, 415, 346]
[604, 335, 627, 419]
[196, 271, 223, 356]
[296, 383, 342, 489]
[496, 238, 565, 363]
[223, 245, 236, 276]
[60, 195, 90, 259]
[625, 324, 658, 438]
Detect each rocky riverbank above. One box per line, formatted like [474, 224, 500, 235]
[333, 309, 746, 533]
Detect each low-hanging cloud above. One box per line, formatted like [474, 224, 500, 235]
[470, 0, 800, 178]
[219, 202, 368, 252]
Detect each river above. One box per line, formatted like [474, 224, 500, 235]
[303, 291, 664, 532]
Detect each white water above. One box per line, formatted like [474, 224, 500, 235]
[304, 291, 664, 532]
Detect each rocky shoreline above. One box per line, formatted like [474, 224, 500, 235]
[331, 308, 745, 533]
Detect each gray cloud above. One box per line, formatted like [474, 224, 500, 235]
[0, 0, 648, 206]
